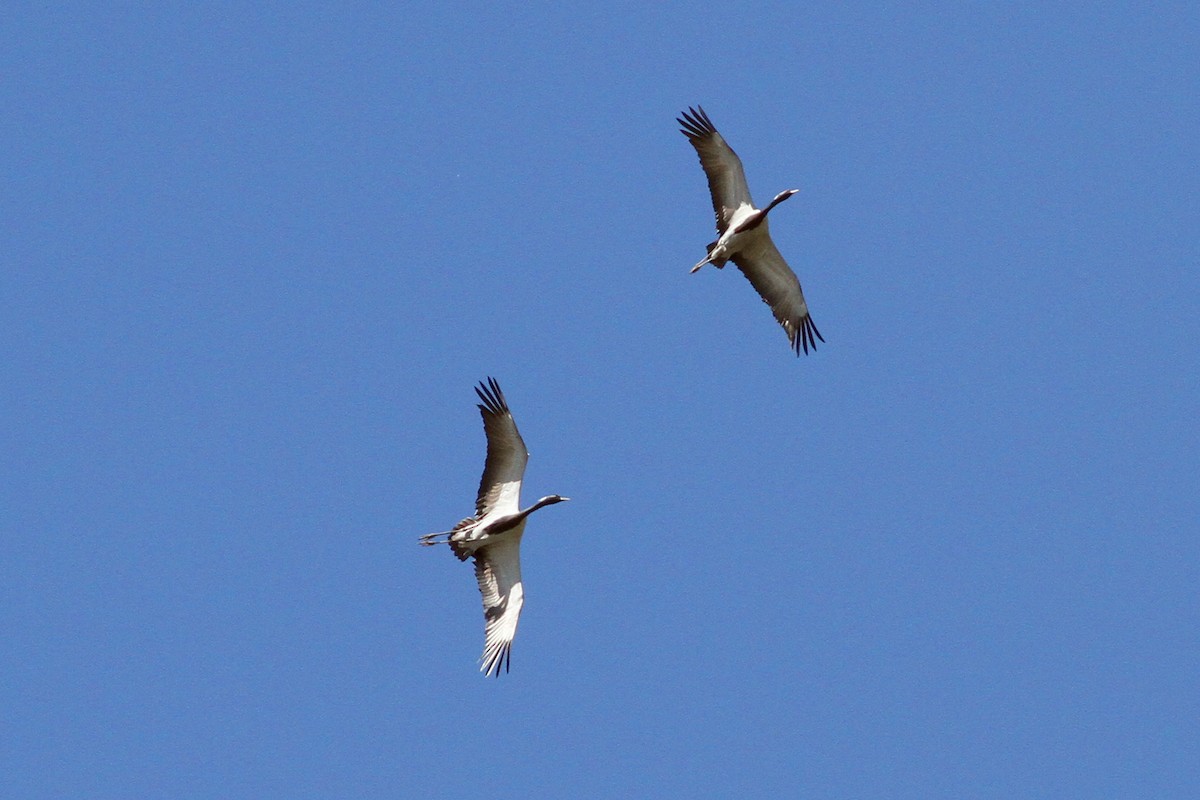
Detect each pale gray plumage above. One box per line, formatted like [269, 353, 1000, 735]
[419, 378, 569, 677]
[678, 105, 824, 355]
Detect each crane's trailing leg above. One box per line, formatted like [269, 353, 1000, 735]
[418, 530, 453, 546]
[691, 242, 728, 273]
[419, 516, 480, 546]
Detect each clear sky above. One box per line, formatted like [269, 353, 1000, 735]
[3, 3, 1198, 798]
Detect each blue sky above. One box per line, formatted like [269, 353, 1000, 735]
[3, 3, 1198, 797]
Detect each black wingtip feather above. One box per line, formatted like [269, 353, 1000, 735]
[792, 316, 824, 356]
[481, 641, 512, 678]
[678, 105, 718, 141]
[474, 376, 510, 416]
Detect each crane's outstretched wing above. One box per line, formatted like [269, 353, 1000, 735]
[473, 377, 528, 518]
[472, 537, 525, 677]
[678, 106, 754, 234]
[731, 239, 824, 355]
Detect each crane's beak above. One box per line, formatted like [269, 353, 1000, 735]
[689, 263, 705, 274]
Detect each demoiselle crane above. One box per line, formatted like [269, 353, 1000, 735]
[678, 106, 825, 355]
[419, 378, 569, 676]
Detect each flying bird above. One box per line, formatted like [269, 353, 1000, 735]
[678, 105, 824, 355]
[419, 378, 569, 676]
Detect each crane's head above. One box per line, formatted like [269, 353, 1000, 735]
[538, 494, 570, 506]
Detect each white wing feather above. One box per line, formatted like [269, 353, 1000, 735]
[474, 378, 529, 518]
[473, 537, 525, 677]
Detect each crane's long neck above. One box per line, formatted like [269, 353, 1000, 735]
[520, 495, 561, 518]
[762, 189, 798, 215]
[485, 496, 559, 535]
